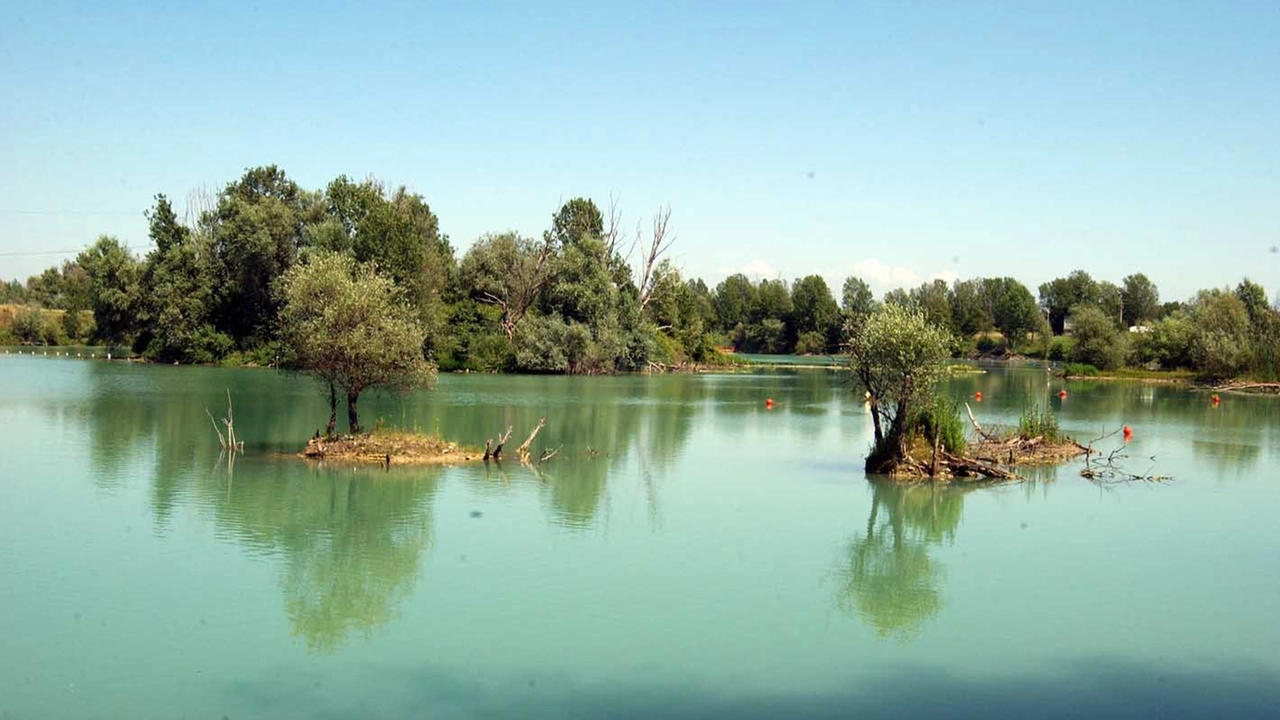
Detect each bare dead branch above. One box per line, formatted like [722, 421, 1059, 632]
[516, 417, 547, 460]
[637, 205, 676, 309]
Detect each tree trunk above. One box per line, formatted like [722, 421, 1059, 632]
[869, 400, 884, 447]
[347, 390, 360, 435]
[327, 382, 338, 438]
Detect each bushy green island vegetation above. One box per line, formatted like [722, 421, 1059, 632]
[3, 165, 1280, 388]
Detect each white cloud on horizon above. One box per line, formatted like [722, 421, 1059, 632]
[728, 259, 778, 278]
[849, 258, 958, 291]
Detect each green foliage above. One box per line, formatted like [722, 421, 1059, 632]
[911, 395, 967, 456]
[794, 330, 826, 355]
[984, 277, 1040, 344]
[791, 274, 841, 352]
[1189, 289, 1253, 378]
[713, 274, 757, 332]
[849, 304, 953, 471]
[60, 308, 86, 341]
[11, 305, 44, 343]
[77, 236, 142, 345]
[0, 279, 27, 304]
[1132, 312, 1194, 369]
[208, 165, 317, 345]
[277, 251, 436, 433]
[1039, 270, 1098, 335]
[1046, 336, 1073, 361]
[460, 231, 553, 340]
[1017, 404, 1062, 443]
[909, 280, 954, 335]
[1097, 281, 1125, 330]
[1068, 304, 1126, 370]
[39, 314, 64, 346]
[549, 197, 604, 249]
[513, 313, 569, 372]
[21, 163, 1275, 382]
[1063, 362, 1099, 377]
[1121, 273, 1160, 327]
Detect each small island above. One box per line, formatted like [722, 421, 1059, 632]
[849, 304, 1090, 481]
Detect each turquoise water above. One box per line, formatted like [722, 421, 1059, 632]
[1, 356, 1278, 718]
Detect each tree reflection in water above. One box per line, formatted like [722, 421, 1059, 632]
[834, 481, 975, 639]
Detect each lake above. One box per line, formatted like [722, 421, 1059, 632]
[2, 354, 1278, 719]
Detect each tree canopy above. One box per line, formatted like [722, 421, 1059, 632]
[277, 251, 436, 434]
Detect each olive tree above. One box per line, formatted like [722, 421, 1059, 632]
[848, 304, 952, 473]
[277, 252, 435, 435]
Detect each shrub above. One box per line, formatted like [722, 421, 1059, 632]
[11, 306, 44, 344]
[1047, 336, 1073, 361]
[1017, 404, 1062, 443]
[1063, 362, 1098, 377]
[40, 315, 65, 346]
[60, 309, 83, 341]
[795, 330, 826, 355]
[912, 395, 967, 456]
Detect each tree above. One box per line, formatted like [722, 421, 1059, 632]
[840, 276, 878, 341]
[277, 252, 435, 434]
[1098, 281, 1125, 330]
[1189, 290, 1252, 377]
[77, 236, 141, 345]
[207, 165, 318, 345]
[1136, 311, 1195, 369]
[1234, 279, 1270, 328]
[550, 197, 604, 249]
[1121, 273, 1160, 327]
[0, 279, 27, 304]
[950, 279, 993, 337]
[1068, 304, 1125, 370]
[909, 280, 954, 335]
[713, 274, 757, 332]
[1039, 270, 1098, 334]
[984, 277, 1040, 345]
[634, 206, 675, 310]
[146, 194, 189, 255]
[791, 275, 840, 352]
[460, 232, 554, 341]
[848, 304, 952, 473]
[139, 194, 225, 362]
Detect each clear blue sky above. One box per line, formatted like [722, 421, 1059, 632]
[2, 1, 1277, 301]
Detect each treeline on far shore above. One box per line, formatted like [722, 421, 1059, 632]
[2, 165, 1278, 381]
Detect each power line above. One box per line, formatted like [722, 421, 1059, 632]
[0, 209, 140, 216]
[0, 246, 139, 257]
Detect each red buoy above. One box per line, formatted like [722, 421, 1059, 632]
[1123, 425, 1133, 442]
[1059, 389, 1068, 399]
[766, 398, 774, 410]
[975, 392, 983, 402]
[1212, 394, 1221, 406]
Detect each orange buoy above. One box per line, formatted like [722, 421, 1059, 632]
[975, 392, 982, 402]
[766, 398, 774, 410]
[1059, 389, 1068, 399]
[1123, 425, 1133, 442]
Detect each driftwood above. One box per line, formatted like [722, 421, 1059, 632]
[206, 390, 244, 453]
[1211, 381, 1280, 394]
[942, 452, 1018, 480]
[539, 446, 562, 463]
[964, 402, 997, 443]
[516, 417, 546, 461]
[485, 426, 513, 461]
